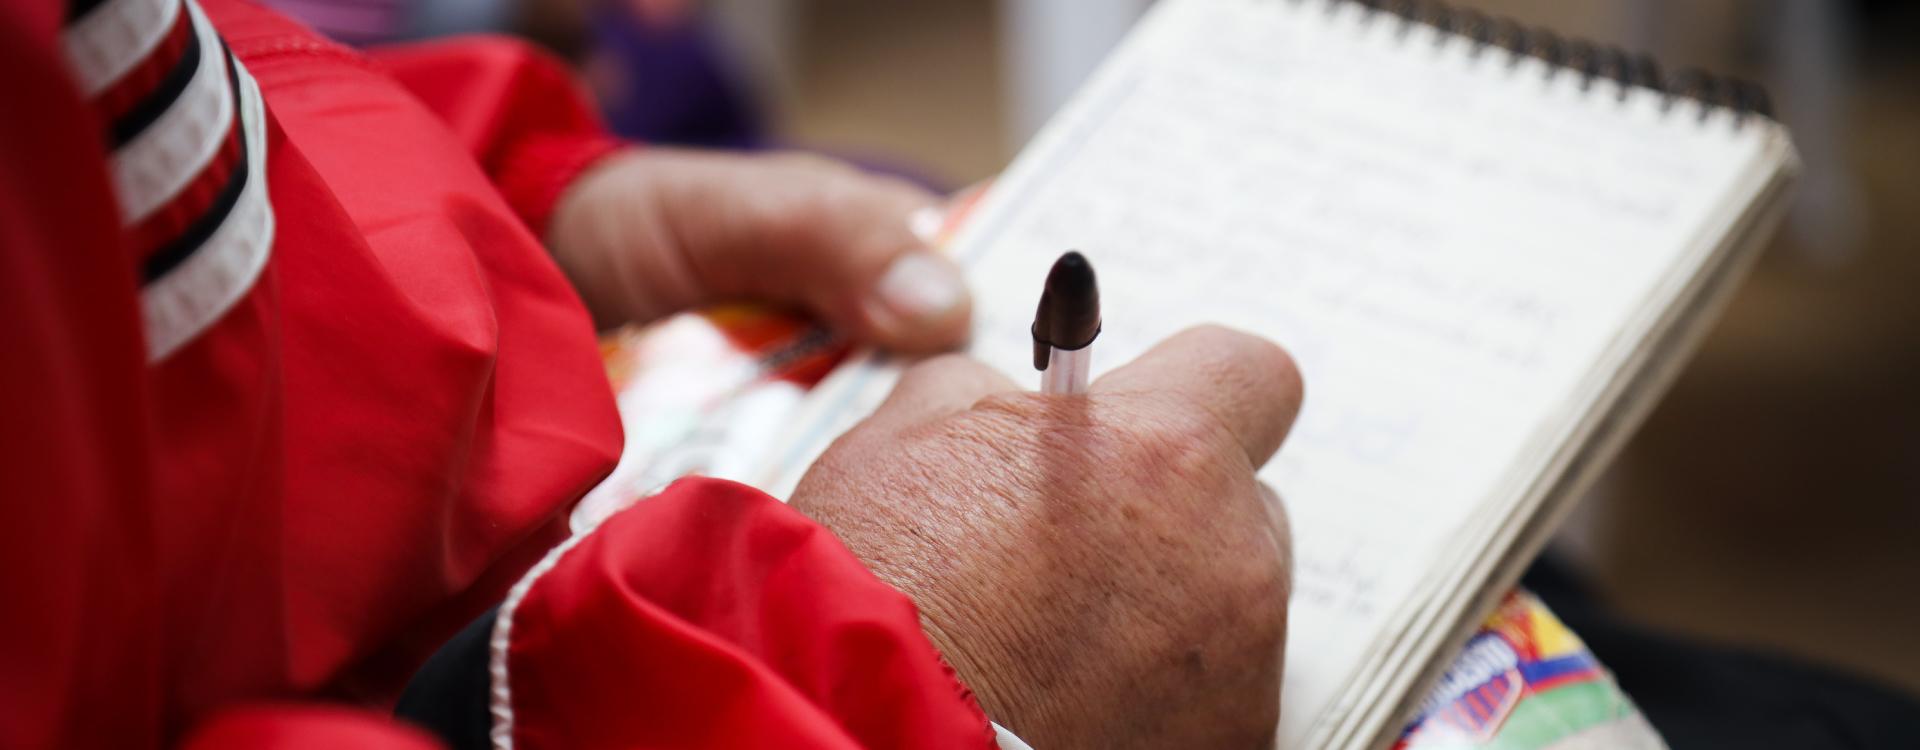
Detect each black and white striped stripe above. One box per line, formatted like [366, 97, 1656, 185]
[62, 0, 275, 362]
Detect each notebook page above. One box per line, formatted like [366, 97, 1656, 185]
[763, 0, 1781, 745]
[1325, 128, 1791, 750]
[943, 0, 1776, 744]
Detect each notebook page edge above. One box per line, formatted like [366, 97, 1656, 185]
[1346, 128, 1799, 750]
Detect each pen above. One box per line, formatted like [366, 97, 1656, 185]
[1031, 251, 1101, 395]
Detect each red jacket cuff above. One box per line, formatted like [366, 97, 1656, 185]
[368, 37, 634, 238]
[493, 477, 994, 749]
[493, 134, 629, 240]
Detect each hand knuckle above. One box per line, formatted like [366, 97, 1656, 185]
[1191, 326, 1302, 401]
[1126, 403, 1242, 483]
[969, 390, 1046, 421]
[1252, 338, 1305, 407]
[899, 353, 972, 389]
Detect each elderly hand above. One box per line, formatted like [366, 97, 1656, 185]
[546, 148, 970, 353]
[790, 325, 1303, 749]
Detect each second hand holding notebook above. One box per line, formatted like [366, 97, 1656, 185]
[763, 1, 1799, 747]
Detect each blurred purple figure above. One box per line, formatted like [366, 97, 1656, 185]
[583, 3, 764, 148]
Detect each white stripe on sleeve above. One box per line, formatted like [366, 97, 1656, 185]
[140, 51, 273, 361]
[108, 0, 233, 224]
[62, 0, 182, 95]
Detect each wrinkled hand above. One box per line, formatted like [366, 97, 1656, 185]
[791, 326, 1303, 749]
[547, 148, 970, 352]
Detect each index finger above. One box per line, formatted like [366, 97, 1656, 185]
[1093, 325, 1304, 466]
[864, 353, 1017, 432]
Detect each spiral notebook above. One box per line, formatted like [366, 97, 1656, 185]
[763, 1, 1798, 747]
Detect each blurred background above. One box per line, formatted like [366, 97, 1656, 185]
[277, 0, 1920, 699]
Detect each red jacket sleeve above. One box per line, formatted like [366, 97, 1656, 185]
[8, 0, 983, 742]
[495, 477, 996, 750]
[368, 38, 629, 237]
[180, 706, 442, 750]
[0, 3, 449, 745]
[0, 4, 162, 745]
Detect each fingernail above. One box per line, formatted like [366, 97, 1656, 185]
[907, 205, 945, 244]
[873, 252, 966, 326]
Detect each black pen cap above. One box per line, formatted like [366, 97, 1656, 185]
[1031, 250, 1102, 370]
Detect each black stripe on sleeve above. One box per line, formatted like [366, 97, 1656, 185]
[140, 49, 246, 285]
[108, 14, 202, 148]
[65, 0, 112, 24]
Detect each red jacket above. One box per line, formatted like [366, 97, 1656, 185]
[0, 0, 990, 746]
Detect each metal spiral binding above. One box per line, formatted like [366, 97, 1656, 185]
[1313, 0, 1774, 126]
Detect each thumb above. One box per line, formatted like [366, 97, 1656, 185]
[854, 245, 972, 353]
[547, 149, 972, 352]
[762, 160, 971, 354]
[667, 150, 971, 353]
